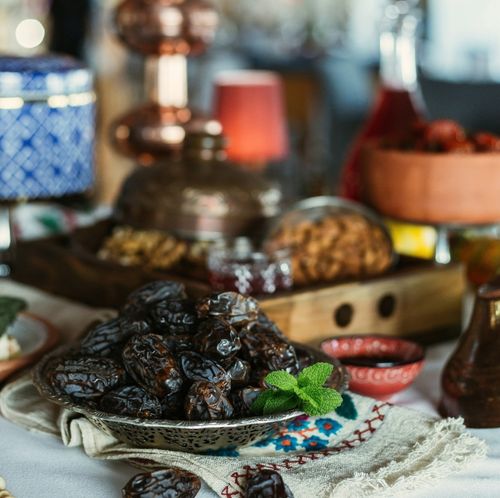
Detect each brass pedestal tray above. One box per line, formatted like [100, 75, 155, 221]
[11, 220, 465, 346]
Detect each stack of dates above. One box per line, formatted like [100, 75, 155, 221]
[45, 281, 312, 421]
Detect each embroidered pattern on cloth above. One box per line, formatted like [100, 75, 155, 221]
[219, 400, 390, 497]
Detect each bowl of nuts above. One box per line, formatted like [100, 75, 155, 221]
[33, 281, 348, 453]
[266, 196, 395, 288]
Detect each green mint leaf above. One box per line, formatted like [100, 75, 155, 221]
[300, 386, 343, 416]
[297, 362, 333, 388]
[295, 387, 319, 410]
[251, 390, 276, 415]
[264, 370, 298, 391]
[0, 297, 27, 337]
[263, 392, 298, 415]
[251, 362, 342, 417]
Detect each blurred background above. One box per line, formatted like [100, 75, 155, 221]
[2, 0, 500, 204]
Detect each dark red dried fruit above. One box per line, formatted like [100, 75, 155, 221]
[119, 311, 152, 337]
[126, 281, 187, 308]
[227, 358, 251, 387]
[122, 334, 184, 397]
[441, 138, 474, 153]
[163, 335, 194, 354]
[244, 470, 294, 498]
[161, 390, 184, 419]
[231, 387, 264, 417]
[196, 292, 259, 327]
[184, 381, 234, 421]
[179, 351, 231, 394]
[256, 312, 287, 340]
[47, 357, 125, 400]
[474, 132, 500, 152]
[149, 299, 198, 335]
[80, 318, 131, 357]
[422, 119, 466, 145]
[122, 468, 201, 498]
[194, 318, 241, 365]
[296, 347, 316, 370]
[240, 326, 299, 375]
[99, 386, 161, 419]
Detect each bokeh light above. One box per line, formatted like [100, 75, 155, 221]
[15, 19, 45, 49]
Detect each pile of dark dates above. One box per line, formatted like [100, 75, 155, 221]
[45, 281, 314, 421]
[122, 467, 294, 498]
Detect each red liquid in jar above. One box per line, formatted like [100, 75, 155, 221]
[340, 87, 422, 201]
[208, 270, 292, 296]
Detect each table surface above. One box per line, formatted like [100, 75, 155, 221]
[1, 341, 499, 498]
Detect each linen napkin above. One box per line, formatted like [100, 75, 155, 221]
[0, 281, 487, 497]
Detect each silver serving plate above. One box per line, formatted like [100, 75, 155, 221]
[32, 343, 348, 453]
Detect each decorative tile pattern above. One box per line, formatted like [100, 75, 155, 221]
[0, 101, 94, 199]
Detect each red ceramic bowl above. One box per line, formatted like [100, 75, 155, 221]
[320, 335, 425, 399]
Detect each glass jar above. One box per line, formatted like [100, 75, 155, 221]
[207, 238, 292, 296]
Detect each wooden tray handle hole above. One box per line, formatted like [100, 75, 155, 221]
[378, 293, 397, 319]
[334, 303, 354, 328]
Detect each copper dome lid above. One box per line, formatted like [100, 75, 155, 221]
[114, 133, 282, 240]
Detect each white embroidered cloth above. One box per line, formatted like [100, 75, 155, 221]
[0, 281, 487, 497]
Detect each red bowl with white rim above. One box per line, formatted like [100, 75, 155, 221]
[320, 335, 425, 399]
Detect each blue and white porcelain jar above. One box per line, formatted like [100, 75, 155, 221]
[0, 55, 95, 200]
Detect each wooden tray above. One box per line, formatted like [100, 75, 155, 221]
[11, 222, 466, 344]
[260, 262, 464, 345]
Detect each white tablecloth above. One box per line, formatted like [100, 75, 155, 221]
[1, 341, 499, 498]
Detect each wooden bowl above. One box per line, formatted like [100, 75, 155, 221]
[0, 313, 59, 382]
[361, 144, 500, 224]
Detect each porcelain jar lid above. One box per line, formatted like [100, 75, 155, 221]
[0, 55, 93, 99]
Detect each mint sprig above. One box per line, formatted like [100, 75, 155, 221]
[251, 362, 343, 417]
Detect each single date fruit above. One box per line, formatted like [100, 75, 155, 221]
[227, 358, 251, 387]
[256, 312, 287, 340]
[184, 381, 234, 421]
[126, 281, 187, 308]
[194, 318, 241, 365]
[122, 468, 201, 498]
[296, 347, 316, 370]
[240, 327, 299, 375]
[163, 334, 194, 354]
[161, 390, 184, 419]
[47, 356, 125, 400]
[99, 386, 162, 419]
[244, 470, 294, 498]
[179, 351, 231, 394]
[231, 387, 264, 417]
[119, 311, 152, 337]
[122, 334, 183, 397]
[149, 299, 198, 335]
[80, 318, 131, 357]
[196, 292, 259, 327]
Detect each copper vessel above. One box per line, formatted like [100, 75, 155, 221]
[115, 0, 219, 56]
[115, 132, 282, 240]
[441, 278, 500, 427]
[112, 0, 219, 162]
